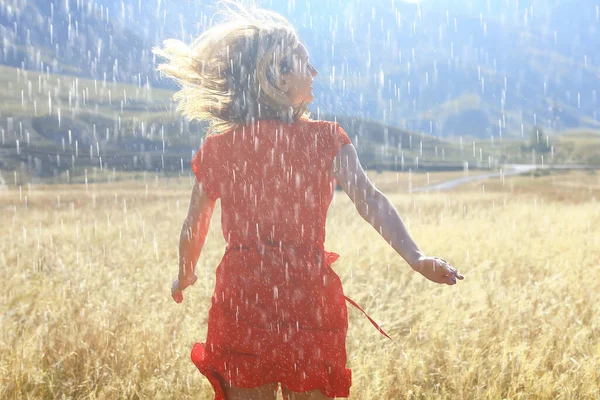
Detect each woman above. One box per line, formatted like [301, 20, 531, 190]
[154, 1, 463, 399]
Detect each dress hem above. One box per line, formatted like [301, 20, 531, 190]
[191, 342, 352, 400]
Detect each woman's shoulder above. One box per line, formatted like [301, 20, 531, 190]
[202, 119, 339, 144]
[295, 119, 342, 139]
[299, 118, 338, 129]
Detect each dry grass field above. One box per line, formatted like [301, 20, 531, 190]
[2, 169, 600, 399]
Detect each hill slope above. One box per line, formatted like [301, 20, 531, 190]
[0, 0, 158, 85]
[1, 64, 483, 180]
[1, 0, 600, 140]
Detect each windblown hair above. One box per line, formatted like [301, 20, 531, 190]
[152, 0, 310, 134]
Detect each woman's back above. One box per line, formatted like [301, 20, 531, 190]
[192, 118, 350, 248]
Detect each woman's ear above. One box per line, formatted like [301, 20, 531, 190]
[278, 76, 289, 92]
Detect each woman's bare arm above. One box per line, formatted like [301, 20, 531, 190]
[332, 143, 423, 265]
[177, 181, 217, 291]
[332, 143, 463, 285]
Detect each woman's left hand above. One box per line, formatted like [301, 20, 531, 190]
[409, 256, 464, 285]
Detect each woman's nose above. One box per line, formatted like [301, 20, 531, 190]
[309, 65, 318, 77]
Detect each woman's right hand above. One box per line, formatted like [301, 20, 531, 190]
[410, 256, 464, 285]
[171, 274, 198, 303]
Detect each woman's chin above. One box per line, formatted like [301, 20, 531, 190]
[292, 96, 314, 106]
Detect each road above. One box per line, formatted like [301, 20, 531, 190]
[410, 164, 599, 192]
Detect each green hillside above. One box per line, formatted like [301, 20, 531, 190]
[1, 65, 599, 184]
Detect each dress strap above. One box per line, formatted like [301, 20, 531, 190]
[342, 294, 392, 340]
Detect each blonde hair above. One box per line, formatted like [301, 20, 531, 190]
[152, 0, 311, 134]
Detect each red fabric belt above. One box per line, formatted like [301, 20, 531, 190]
[342, 294, 391, 340]
[224, 243, 392, 340]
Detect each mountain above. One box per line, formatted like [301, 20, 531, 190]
[0, 0, 158, 85]
[2, 0, 600, 138]
[94, 0, 600, 137]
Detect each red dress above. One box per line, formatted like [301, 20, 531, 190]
[189, 119, 390, 399]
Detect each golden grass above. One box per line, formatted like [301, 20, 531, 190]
[2, 170, 600, 399]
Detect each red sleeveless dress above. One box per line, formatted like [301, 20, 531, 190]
[189, 119, 390, 399]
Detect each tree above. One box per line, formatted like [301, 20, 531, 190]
[529, 126, 550, 153]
